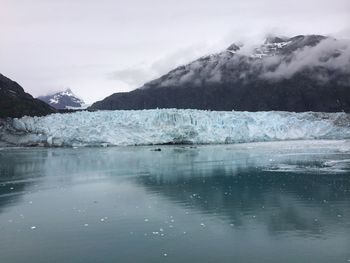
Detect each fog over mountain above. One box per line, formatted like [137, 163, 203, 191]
[261, 38, 350, 80]
[91, 35, 350, 112]
[139, 35, 350, 87]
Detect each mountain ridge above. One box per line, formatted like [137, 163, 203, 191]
[90, 34, 350, 112]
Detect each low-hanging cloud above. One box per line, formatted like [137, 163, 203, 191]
[108, 68, 151, 86]
[261, 38, 350, 80]
[168, 36, 350, 86]
[108, 44, 214, 88]
[109, 36, 350, 90]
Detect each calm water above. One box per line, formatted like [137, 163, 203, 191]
[0, 141, 350, 263]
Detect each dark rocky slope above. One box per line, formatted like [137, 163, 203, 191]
[0, 74, 56, 118]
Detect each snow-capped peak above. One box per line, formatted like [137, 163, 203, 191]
[264, 36, 289, 44]
[38, 89, 85, 110]
[228, 35, 328, 59]
[226, 43, 242, 54]
[60, 88, 75, 97]
[250, 40, 292, 58]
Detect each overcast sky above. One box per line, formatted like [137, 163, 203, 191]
[0, 0, 349, 103]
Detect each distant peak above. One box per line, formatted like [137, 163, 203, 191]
[37, 88, 84, 109]
[289, 34, 328, 45]
[263, 34, 328, 46]
[64, 88, 73, 93]
[264, 35, 289, 44]
[290, 34, 327, 40]
[226, 43, 242, 52]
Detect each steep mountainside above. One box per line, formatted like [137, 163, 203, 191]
[90, 35, 350, 112]
[38, 89, 85, 109]
[0, 74, 56, 118]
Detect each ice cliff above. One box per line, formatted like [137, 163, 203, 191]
[1, 109, 350, 147]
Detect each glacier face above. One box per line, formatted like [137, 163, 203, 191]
[1, 109, 350, 147]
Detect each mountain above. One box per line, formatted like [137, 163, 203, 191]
[38, 89, 85, 110]
[0, 73, 56, 118]
[90, 35, 350, 112]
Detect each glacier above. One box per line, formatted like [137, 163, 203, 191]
[1, 109, 350, 147]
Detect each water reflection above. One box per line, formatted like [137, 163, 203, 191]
[0, 141, 350, 263]
[136, 171, 350, 236]
[1, 142, 350, 231]
[0, 149, 49, 214]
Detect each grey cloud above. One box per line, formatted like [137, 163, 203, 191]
[108, 68, 151, 86]
[262, 38, 350, 80]
[108, 44, 213, 88]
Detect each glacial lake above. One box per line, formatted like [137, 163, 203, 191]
[0, 140, 350, 263]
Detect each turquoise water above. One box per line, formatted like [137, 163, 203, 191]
[0, 141, 350, 262]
